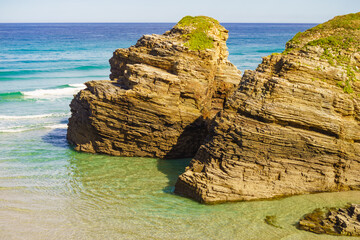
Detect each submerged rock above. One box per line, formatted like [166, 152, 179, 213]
[175, 13, 360, 203]
[298, 204, 360, 236]
[67, 16, 241, 158]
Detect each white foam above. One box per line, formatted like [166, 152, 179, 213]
[22, 84, 86, 99]
[0, 123, 68, 133]
[0, 127, 31, 133]
[0, 113, 69, 120]
[45, 124, 68, 129]
[69, 83, 86, 88]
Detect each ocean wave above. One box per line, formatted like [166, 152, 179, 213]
[0, 65, 108, 77]
[8, 49, 65, 52]
[45, 124, 68, 129]
[0, 84, 86, 101]
[0, 113, 69, 120]
[0, 124, 41, 133]
[22, 84, 86, 99]
[0, 128, 30, 133]
[0, 91, 23, 98]
[0, 75, 107, 82]
[0, 121, 68, 134]
[0, 69, 49, 76]
[0, 59, 87, 64]
[72, 65, 107, 71]
[256, 49, 284, 53]
[68, 83, 86, 88]
[56, 83, 86, 88]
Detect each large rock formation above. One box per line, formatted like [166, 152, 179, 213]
[298, 204, 360, 236]
[175, 13, 360, 203]
[67, 16, 241, 158]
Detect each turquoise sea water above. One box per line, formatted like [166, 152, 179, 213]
[1, 23, 360, 239]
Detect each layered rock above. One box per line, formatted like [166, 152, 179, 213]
[298, 204, 360, 236]
[175, 13, 360, 203]
[67, 16, 241, 158]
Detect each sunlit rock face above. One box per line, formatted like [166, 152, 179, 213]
[175, 12, 360, 203]
[67, 16, 241, 158]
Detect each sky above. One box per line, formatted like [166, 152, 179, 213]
[0, 0, 359, 23]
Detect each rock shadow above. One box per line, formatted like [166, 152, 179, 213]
[164, 116, 208, 159]
[156, 158, 191, 194]
[42, 119, 70, 148]
[157, 116, 208, 193]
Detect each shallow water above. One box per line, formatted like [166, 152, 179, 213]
[1, 128, 360, 239]
[1, 23, 360, 239]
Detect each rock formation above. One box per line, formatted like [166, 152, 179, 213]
[298, 204, 360, 236]
[67, 16, 241, 158]
[175, 13, 360, 203]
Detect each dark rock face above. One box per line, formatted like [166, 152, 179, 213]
[298, 204, 360, 236]
[67, 16, 241, 158]
[175, 13, 360, 203]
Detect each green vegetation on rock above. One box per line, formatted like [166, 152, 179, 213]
[311, 12, 360, 30]
[184, 31, 214, 51]
[286, 12, 360, 52]
[307, 36, 355, 51]
[283, 12, 360, 94]
[176, 16, 221, 51]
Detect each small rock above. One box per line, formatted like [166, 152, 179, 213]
[298, 204, 360, 236]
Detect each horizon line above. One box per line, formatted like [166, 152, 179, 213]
[0, 21, 319, 24]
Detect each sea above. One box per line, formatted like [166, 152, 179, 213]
[1, 23, 360, 240]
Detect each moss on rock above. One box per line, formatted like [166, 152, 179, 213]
[175, 16, 221, 51]
[285, 12, 360, 57]
[283, 12, 360, 94]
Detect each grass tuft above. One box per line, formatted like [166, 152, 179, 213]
[176, 16, 221, 51]
[283, 12, 360, 55]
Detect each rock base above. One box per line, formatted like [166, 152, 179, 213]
[298, 204, 360, 236]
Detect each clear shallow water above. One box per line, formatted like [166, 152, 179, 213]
[1, 23, 360, 239]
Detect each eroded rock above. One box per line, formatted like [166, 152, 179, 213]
[175, 13, 360, 203]
[67, 16, 241, 158]
[298, 204, 360, 236]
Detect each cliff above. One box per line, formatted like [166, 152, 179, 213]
[175, 13, 360, 203]
[67, 16, 241, 158]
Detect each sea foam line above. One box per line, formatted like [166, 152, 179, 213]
[0, 128, 30, 133]
[22, 84, 86, 99]
[45, 124, 68, 129]
[0, 113, 70, 120]
[68, 83, 86, 88]
[0, 123, 68, 133]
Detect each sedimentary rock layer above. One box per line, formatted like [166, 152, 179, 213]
[175, 13, 360, 203]
[67, 16, 241, 158]
[298, 204, 360, 236]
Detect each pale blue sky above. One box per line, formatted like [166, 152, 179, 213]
[0, 0, 359, 23]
